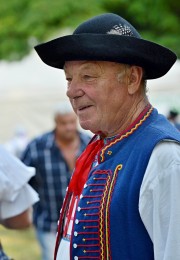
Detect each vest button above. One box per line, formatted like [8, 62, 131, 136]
[73, 243, 78, 248]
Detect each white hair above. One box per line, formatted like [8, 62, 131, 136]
[53, 101, 74, 117]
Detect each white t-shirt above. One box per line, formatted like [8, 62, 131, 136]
[0, 146, 39, 220]
[56, 141, 180, 260]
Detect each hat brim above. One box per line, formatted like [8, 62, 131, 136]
[35, 34, 177, 79]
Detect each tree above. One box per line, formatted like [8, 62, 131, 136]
[0, 0, 103, 60]
[102, 0, 180, 57]
[0, 0, 179, 60]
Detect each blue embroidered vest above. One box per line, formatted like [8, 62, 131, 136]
[58, 107, 180, 260]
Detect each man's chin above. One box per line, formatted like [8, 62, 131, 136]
[79, 120, 99, 134]
[79, 122, 91, 131]
[63, 134, 77, 141]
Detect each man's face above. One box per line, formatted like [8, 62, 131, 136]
[55, 113, 77, 141]
[64, 61, 130, 136]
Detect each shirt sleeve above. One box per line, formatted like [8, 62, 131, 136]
[0, 146, 36, 202]
[21, 141, 37, 167]
[0, 183, 39, 219]
[139, 141, 180, 260]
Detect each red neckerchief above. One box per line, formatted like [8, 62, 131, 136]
[54, 138, 104, 259]
[68, 138, 104, 196]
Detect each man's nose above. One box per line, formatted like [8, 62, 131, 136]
[66, 79, 84, 99]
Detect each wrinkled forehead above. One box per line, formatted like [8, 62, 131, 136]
[64, 60, 125, 74]
[64, 60, 102, 74]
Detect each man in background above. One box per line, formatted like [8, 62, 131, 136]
[21, 101, 90, 260]
[167, 109, 180, 130]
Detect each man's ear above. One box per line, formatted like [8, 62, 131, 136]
[127, 66, 143, 95]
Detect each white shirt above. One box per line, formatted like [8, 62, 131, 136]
[0, 146, 39, 220]
[57, 141, 180, 260]
[139, 140, 180, 260]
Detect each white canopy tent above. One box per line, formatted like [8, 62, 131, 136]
[0, 51, 180, 142]
[0, 51, 67, 142]
[148, 59, 180, 114]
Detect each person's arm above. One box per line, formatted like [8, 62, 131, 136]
[1, 208, 32, 229]
[139, 141, 180, 260]
[0, 182, 39, 229]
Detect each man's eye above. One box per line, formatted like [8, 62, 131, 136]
[66, 77, 72, 83]
[83, 75, 96, 81]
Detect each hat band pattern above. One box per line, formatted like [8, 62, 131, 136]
[107, 24, 133, 36]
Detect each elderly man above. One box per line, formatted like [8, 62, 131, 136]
[35, 13, 180, 260]
[21, 101, 90, 260]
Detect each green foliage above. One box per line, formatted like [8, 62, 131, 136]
[102, 0, 180, 57]
[0, 0, 179, 60]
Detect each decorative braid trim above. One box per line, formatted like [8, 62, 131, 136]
[99, 173, 112, 259]
[100, 106, 154, 162]
[105, 164, 123, 260]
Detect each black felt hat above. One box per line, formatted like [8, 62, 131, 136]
[35, 13, 177, 79]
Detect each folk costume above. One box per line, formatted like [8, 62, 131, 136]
[53, 105, 180, 260]
[34, 13, 180, 260]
